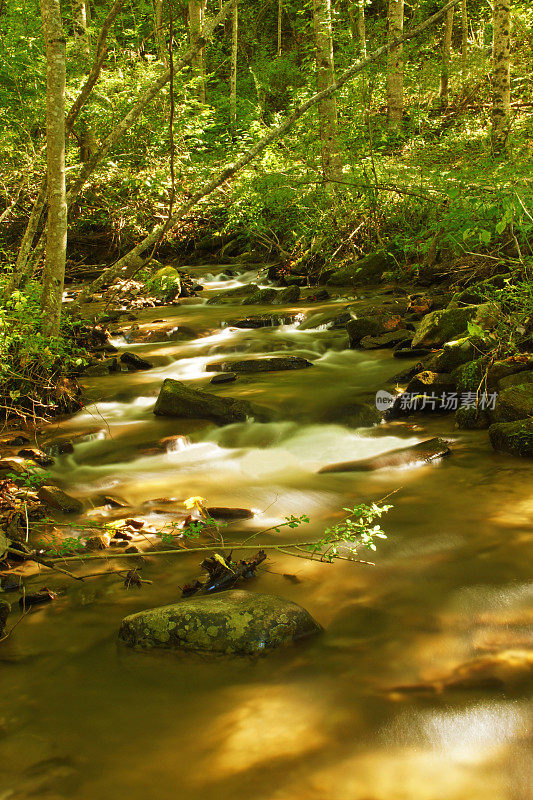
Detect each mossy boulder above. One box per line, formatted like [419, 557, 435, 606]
[241, 288, 278, 305]
[346, 317, 385, 347]
[326, 252, 394, 286]
[426, 337, 476, 373]
[277, 285, 300, 303]
[499, 370, 533, 390]
[452, 357, 488, 393]
[411, 303, 497, 348]
[455, 406, 490, 429]
[118, 590, 322, 655]
[153, 378, 260, 424]
[489, 419, 533, 457]
[150, 267, 181, 301]
[488, 358, 533, 390]
[206, 284, 259, 305]
[492, 385, 533, 423]
[0, 599, 10, 636]
[360, 329, 412, 350]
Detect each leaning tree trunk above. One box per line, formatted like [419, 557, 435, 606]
[189, 0, 206, 102]
[312, 0, 342, 186]
[491, 0, 511, 154]
[439, 4, 454, 106]
[386, 0, 404, 128]
[40, 0, 67, 338]
[461, 0, 467, 86]
[230, 1, 238, 124]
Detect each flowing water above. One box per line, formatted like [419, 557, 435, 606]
[1, 266, 532, 800]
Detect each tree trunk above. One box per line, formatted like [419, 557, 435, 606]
[7, 0, 125, 296]
[230, 1, 238, 124]
[72, 0, 90, 55]
[40, 0, 67, 337]
[348, 1, 366, 57]
[189, 0, 206, 102]
[439, 5, 454, 106]
[461, 0, 467, 86]
[491, 0, 511, 154]
[154, 0, 167, 64]
[74, 0, 459, 307]
[386, 0, 404, 128]
[277, 0, 282, 55]
[312, 0, 342, 186]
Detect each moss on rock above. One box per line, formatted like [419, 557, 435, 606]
[492, 385, 533, 423]
[153, 378, 262, 424]
[118, 590, 322, 655]
[489, 419, 533, 457]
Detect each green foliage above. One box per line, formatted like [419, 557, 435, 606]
[306, 503, 390, 562]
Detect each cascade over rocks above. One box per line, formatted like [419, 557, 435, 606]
[118, 590, 322, 655]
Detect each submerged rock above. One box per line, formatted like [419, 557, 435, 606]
[319, 437, 451, 473]
[118, 590, 322, 655]
[489, 419, 533, 457]
[206, 356, 313, 373]
[153, 378, 259, 424]
[37, 486, 83, 514]
[210, 372, 237, 384]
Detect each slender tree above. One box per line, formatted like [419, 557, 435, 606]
[154, 0, 167, 64]
[439, 4, 454, 106]
[230, 0, 238, 124]
[461, 0, 467, 86]
[491, 0, 511, 154]
[40, 0, 67, 337]
[348, 1, 366, 57]
[312, 0, 342, 186]
[72, 0, 97, 163]
[189, 0, 206, 102]
[277, 0, 282, 55]
[386, 0, 404, 128]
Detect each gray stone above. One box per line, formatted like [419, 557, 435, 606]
[319, 437, 451, 473]
[489, 419, 533, 457]
[426, 337, 476, 372]
[153, 378, 260, 424]
[206, 357, 313, 373]
[37, 486, 83, 514]
[118, 590, 322, 655]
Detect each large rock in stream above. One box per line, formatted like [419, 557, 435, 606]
[319, 437, 451, 473]
[118, 590, 322, 655]
[153, 378, 265, 424]
[206, 357, 313, 373]
[489, 419, 533, 457]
